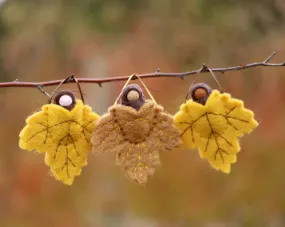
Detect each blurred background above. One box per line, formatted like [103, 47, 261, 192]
[1, 0, 285, 226]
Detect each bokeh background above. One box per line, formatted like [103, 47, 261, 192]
[1, 0, 285, 226]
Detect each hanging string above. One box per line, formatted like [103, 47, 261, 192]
[114, 74, 157, 105]
[48, 75, 85, 104]
[184, 64, 224, 102]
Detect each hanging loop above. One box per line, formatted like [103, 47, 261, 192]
[49, 75, 85, 104]
[114, 74, 157, 105]
[184, 64, 224, 103]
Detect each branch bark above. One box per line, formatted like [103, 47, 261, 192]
[0, 52, 284, 89]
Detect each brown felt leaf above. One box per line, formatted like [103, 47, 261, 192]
[91, 100, 182, 185]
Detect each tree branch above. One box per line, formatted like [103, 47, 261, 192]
[0, 52, 284, 89]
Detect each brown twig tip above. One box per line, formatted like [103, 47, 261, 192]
[37, 84, 51, 99]
[0, 52, 284, 89]
[264, 52, 277, 63]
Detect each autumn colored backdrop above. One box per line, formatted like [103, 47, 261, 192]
[1, 0, 285, 226]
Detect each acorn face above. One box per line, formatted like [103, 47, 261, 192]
[119, 84, 146, 110]
[190, 83, 212, 105]
[53, 90, 76, 111]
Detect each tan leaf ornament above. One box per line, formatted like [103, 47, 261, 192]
[91, 74, 182, 185]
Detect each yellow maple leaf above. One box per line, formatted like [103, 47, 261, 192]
[19, 100, 99, 185]
[174, 90, 258, 173]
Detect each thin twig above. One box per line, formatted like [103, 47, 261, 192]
[264, 52, 276, 63]
[36, 84, 51, 99]
[0, 52, 284, 88]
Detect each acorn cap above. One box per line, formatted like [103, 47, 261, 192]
[53, 90, 76, 111]
[190, 83, 212, 105]
[119, 84, 146, 110]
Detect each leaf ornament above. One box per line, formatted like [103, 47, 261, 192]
[91, 75, 182, 185]
[174, 83, 258, 173]
[19, 90, 99, 185]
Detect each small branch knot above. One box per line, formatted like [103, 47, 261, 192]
[200, 64, 209, 73]
[131, 74, 138, 80]
[65, 75, 76, 83]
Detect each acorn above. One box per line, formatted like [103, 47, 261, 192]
[53, 90, 76, 111]
[190, 83, 212, 105]
[119, 84, 146, 110]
